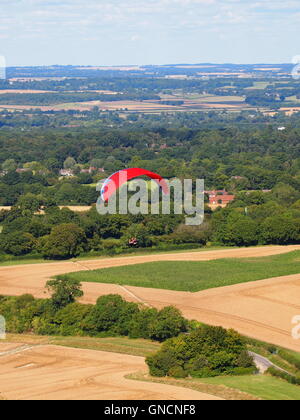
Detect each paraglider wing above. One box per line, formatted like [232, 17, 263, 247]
[100, 168, 169, 202]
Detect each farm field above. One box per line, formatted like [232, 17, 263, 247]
[0, 245, 300, 351]
[60, 250, 300, 292]
[0, 89, 54, 94]
[131, 372, 300, 401]
[2, 335, 299, 400]
[0, 100, 178, 113]
[160, 93, 245, 102]
[198, 375, 300, 401]
[245, 82, 270, 90]
[0, 343, 220, 400]
[280, 107, 300, 115]
[0, 93, 250, 113]
[2, 333, 161, 357]
[0, 206, 91, 213]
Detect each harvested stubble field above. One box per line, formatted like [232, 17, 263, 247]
[1, 245, 300, 400]
[0, 89, 53, 94]
[0, 245, 300, 351]
[0, 343, 221, 400]
[0, 92, 250, 113]
[1, 335, 298, 400]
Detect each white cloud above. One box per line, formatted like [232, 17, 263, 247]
[1, 0, 300, 65]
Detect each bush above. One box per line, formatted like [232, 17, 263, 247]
[0, 232, 36, 256]
[277, 350, 300, 370]
[227, 367, 257, 376]
[267, 345, 278, 354]
[83, 294, 140, 336]
[102, 239, 123, 256]
[168, 366, 188, 379]
[267, 367, 300, 385]
[146, 348, 179, 377]
[124, 224, 153, 248]
[39, 223, 86, 259]
[54, 302, 93, 336]
[0, 294, 46, 334]
[129, 308, 159, 339]
[149, 306, 188, 341]
[261, 216, 300, 245]
[236, 350, 256, 368]
[146, 325, 256, 378]
[168, 224, 210, 246]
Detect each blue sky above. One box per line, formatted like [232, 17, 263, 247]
[0, 0, 300, 66]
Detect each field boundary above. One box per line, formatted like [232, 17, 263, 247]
[125, 372, 258, 401]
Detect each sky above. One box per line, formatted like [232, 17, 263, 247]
[0, 0, 300, 66]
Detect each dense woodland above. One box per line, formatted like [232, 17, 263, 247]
[1, 119, 300, 259]
[1, 69, 300, 260]
[1, 108, 297, 130]
[0, 278, 257, 379]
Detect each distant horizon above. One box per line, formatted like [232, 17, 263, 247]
[4, 62, 295, 68]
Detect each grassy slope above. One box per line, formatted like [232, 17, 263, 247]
[60, 250, 300, 292]
[0, 246, 229, 267]
[2, 334, 160, 357]
[198, 375, 300, 401]
[126, 373, 259, 401]
[128, 372, 300, 400]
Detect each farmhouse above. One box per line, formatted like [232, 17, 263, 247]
[80, 167, 105, 174]
[16, 168, 31, 173]
[206, 189, 235, 209]
[59, 169, 74, 177]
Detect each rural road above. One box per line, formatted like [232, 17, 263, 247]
[0, 245, 300, 352]
[248, 352, 289, 374]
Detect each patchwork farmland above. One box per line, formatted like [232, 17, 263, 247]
[0, 246, 300, 352]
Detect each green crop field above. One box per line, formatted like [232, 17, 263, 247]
[246, 81, 270, 90]
[59, 250, 300, 292]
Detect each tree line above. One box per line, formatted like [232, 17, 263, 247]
[0, 276, 256, 379]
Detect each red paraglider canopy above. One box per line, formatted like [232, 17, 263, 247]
[100, 168, 169, 202]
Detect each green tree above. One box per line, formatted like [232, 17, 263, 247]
[90, 158, 103, 169]
[146, 325, 255, 378]
[129, 308, 159, 339]
[16, 193, 43, 213]
[272, 183, 300, 206]
[261, 216, 300, 245]
[2, 159, 17, 172]
[83, 294, 139, 335]
[39, 223, 86, 259]
[146, 347, 179, 377]
[63, 157, 76, 170]
[124, 224, 153, 248]
[0, 232, 35, 256]
[45, 158, 60, 173]
[46, 278, 83, 309]
[150, 306, 188, 341]
[53, 302, 93, 335]
[226, 217, 259, 246]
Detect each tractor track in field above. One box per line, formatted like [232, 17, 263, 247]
[1, 245, 300, 351]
